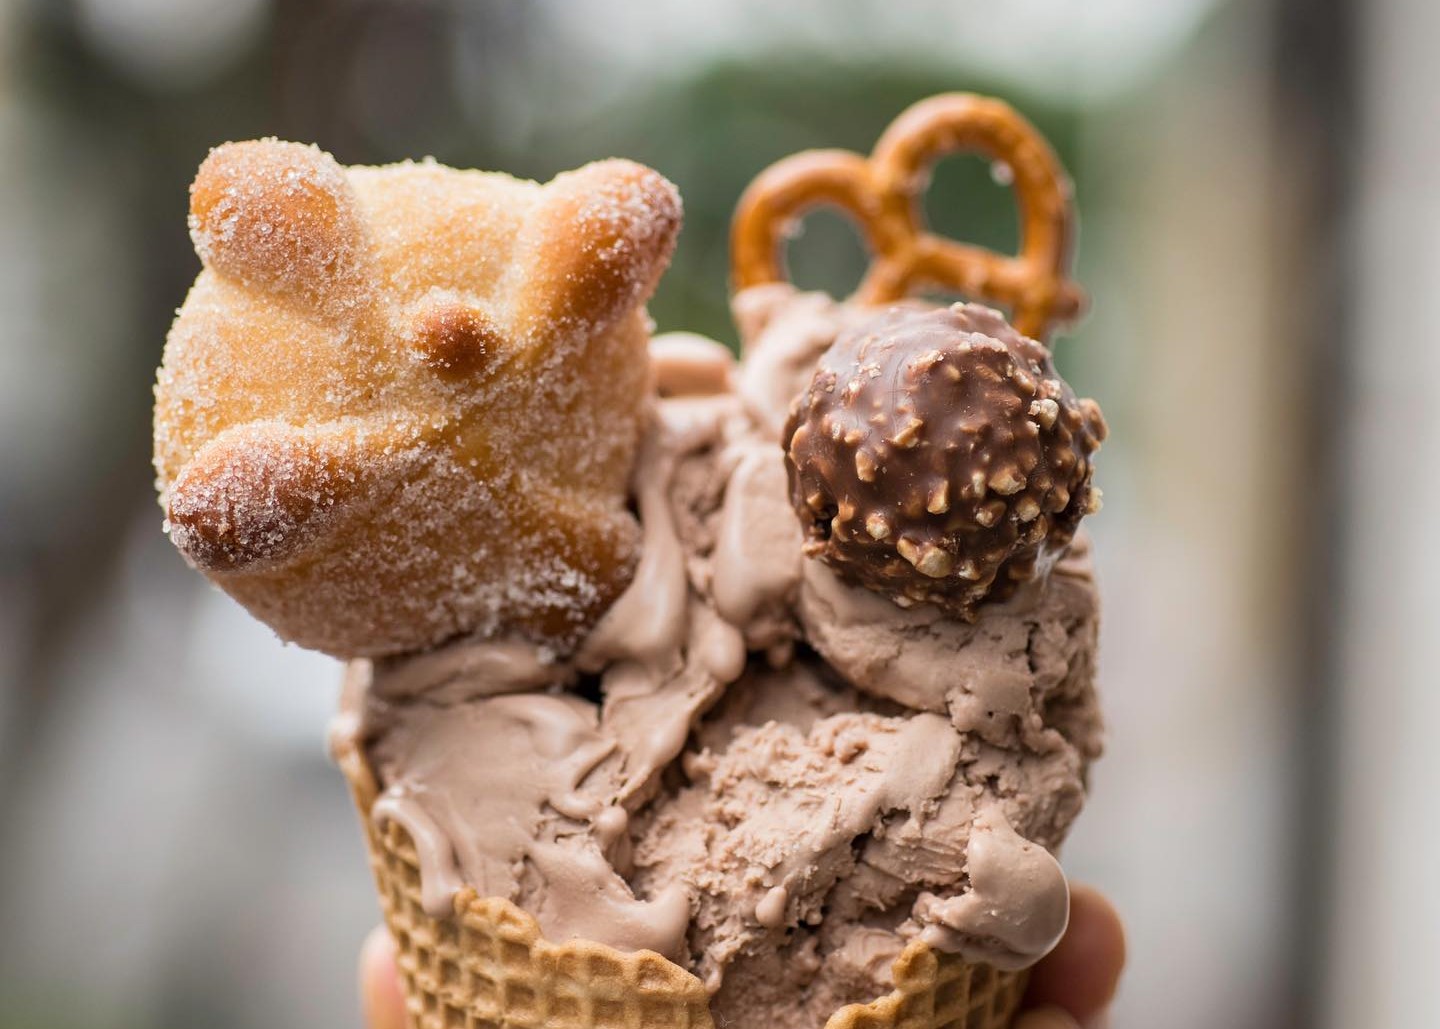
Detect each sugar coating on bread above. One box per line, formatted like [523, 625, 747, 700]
[154, 140, 682, 658]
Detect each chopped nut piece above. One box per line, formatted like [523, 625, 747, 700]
[975, 500, 1006, 527]
[915, 544, 954, 578]
[1030, 397, 1060, 429]
[890, 418, 923, 448]
[989, 467, 1025, 495]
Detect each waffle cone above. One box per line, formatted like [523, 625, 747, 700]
[335, 732, 1029, 1029]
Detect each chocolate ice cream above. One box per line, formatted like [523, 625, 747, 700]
[334, 285, 1104, 1029]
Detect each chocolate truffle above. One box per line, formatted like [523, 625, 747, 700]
[783, 303, 1106, 617]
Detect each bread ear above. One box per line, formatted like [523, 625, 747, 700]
[189, 140, 365, 314]
[166, 422, 384, 573]
[511, 159, 681, 346]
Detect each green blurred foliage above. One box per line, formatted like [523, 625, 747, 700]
[466, 57, 1084, 350]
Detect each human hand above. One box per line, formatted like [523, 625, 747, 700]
[359, 884, 1124, 1029]
[1014, 884, 1126, 1028]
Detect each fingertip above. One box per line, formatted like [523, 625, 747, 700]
[1070, 883, 1127, 971]
[1024, 884, 1126, 1022]
[1012, 1005, 1081, 1029]
[360, 926, 407, 1029]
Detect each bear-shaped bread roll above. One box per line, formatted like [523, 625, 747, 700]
[153, 140, 682, 658]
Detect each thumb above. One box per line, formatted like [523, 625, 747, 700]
[360, 926, 407, 1029]
[1013, 1006, 1080, 1028]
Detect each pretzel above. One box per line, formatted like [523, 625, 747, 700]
[731, 93, 1083, 341]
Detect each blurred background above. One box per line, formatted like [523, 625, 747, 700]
[0, 0, 1433, 1026]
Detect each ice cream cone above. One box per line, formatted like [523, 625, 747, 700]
[333, 730, 1028, 1029]
[147, 89, 1099, 1029]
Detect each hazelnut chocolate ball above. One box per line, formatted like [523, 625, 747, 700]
[783, 303, 1106, 618]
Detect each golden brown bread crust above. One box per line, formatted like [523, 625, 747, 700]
[154, 140, 682, 658]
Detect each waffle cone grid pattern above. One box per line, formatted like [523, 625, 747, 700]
[359, 814, 1027, 1029]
